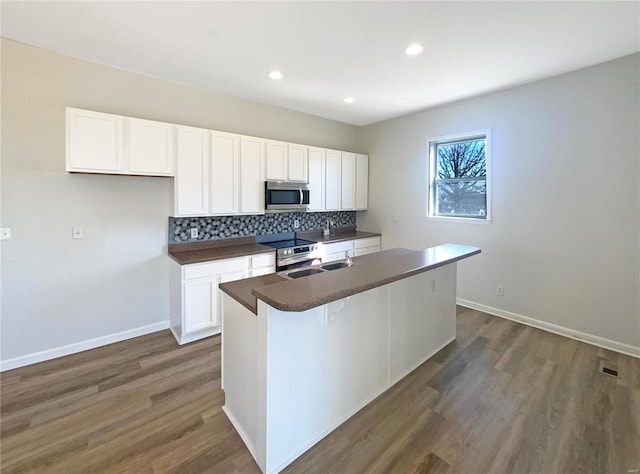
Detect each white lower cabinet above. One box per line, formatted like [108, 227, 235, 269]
[319, 236, 381, 263]
[321, 240, 354, 263]
[170, 252, 275, 344]
[183, 277, 219, 333]
[353, 236, 381, 256]
[249, 253, 276, 277]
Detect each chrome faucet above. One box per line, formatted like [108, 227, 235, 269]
[345, 251, 353, 267]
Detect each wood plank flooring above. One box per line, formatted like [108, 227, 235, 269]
[2, 307, 639, 473]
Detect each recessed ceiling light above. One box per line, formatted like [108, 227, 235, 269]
[344, 97, 355, 104]
[268, 70, 283, 80]
[405, 43, 424, 56]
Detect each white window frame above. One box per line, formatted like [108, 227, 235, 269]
[427, 129, 492, 224]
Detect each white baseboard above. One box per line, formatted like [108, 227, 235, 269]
[222, 405, 259, 465]
[457, 298, 640, 359]
[171, 325, 221, 345]
[0, 321, 170, 372]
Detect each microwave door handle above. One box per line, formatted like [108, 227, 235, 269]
[299, 188, 303, 205]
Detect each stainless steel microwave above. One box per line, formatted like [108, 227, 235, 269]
[265, 181, 310, 212]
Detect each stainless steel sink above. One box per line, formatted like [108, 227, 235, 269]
[283, 267, 327, 279]
[321, 262, 350, 271]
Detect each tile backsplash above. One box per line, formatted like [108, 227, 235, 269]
[169, 212, 356, 243]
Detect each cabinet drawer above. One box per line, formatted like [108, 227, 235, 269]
[353, 248, 369, 257]
[251, 252, 275, 268]
[321, 240, 353, 254]
[250, 266, 275, 277]
[354, 237, 380, 249]
[184, 257, 248, 280]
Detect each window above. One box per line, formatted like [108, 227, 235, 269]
[427, 130, 491, 222]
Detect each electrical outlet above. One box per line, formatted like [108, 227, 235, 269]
[496, 285, 504, 296]
[0, 228, 11, 240]
[190, 228, 198, 239]
[72, 227, 84, 239]
[294, 220, 300, 229]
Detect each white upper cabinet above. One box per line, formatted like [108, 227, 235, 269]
[210, 131, 239, 215]
[128, 118, 174, 176]
[325, 150, 342, 211]
[67, 107, 368, 214]
[265, 140, 308, 182]
[288, 144, 308, 182]
[175, 126, 209, 216]
[240, 136, 265, 214]
[66, 108, 124, 172]
[355, 154, 369, 210]
[341, 152, 356, 210]
[308, 147, 325, 211]
[265, 140, 288, 180]
[66, 107, 174, 176]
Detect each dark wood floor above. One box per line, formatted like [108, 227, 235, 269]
[2, 307, 639, 473]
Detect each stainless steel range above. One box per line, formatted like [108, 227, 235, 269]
[256, 232, 321, 271]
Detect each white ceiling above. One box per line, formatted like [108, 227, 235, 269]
[2, 1, 639, 126]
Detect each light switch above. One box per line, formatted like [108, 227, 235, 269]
[72, 227, 84, 239]
[0, 228, 11, 240]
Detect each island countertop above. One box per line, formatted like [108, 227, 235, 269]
[219, 243, 480, 314]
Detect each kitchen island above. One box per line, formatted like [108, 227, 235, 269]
[219, 244, 480, 474]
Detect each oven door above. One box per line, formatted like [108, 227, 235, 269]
[277, 256, 322, 272]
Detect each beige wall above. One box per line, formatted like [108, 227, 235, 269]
[3, 37, 638, 364]
[0, 38, 361, 362]
[358, 53, 640, 351]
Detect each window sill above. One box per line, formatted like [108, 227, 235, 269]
[425, 215, 492, 225]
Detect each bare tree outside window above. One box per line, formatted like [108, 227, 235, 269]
[428, 132, 490, 220]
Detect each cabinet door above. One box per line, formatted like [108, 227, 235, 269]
[265, 140, 287, 180]
[211, 131, 239, 214]
[355, 154, 369, 210]
[353, 248, 369, 257]
[128, 118, 174, 175]
[308, 147, 325, 211]
[175, 126, 209, 216]
[184, 278, 217, 333]
[325, 150, 341, 210]
[341, 152, 356, 210]
[66, 108, 123, 172]
[288, 144, 308, 182]
[240, 136, 265, 213]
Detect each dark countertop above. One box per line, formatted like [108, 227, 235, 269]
[168, 228, 381, 265]
[219, 273, 288, 314]
[299, 230, 381, 244]
[168, 237, 274, 265]
[219, 244, 480, 314]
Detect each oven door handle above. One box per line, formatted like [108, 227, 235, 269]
[299, 188, 303, 205]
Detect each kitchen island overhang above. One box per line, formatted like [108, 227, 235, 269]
[219, 244, 480, 474]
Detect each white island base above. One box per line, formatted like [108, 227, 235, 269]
[221, 262, 458, 474]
